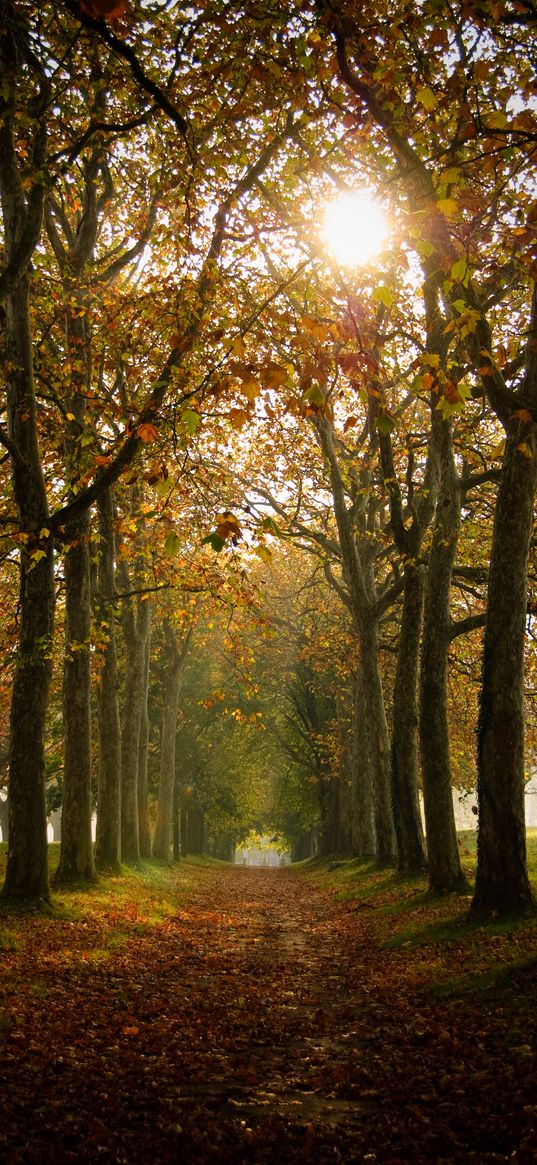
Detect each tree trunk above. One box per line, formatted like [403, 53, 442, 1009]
[94, 490, 121, 871]
[316, 417, 395, 865]
[4, 536, 53, 901]
[335, 688, 353, 852]
[420, 421, 467, 894]
[55, 524, 95, 883]
[172, 779, 181, 861]
[118, 564, 146, 866]
[0, 793, 9, 845]
[49, 265, 96, 884]
[391, 564, 428, 874]
[180, 803, 188, 857]
[152, 622, 192, 861]
[318, 764, 340, 855]
[472, 420, 536, 916]
[350, 670, 376, 856]
[1, 18, 53, 900]
[359, 613, 396, 864]
[186, 801, 205, 854]
[137, 600, 152, 859]
[2, 278, 53, 901]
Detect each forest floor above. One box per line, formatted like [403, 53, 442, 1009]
[1, 850, 537, 1163]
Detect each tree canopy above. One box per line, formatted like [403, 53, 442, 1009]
[0, 0, 536, 914]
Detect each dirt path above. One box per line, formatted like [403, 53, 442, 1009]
[1, 864, 536, 1163]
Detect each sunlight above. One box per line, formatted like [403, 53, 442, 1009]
[322, 190, 388, 266]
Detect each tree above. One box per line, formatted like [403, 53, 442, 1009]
[314, 0, 537, 910]
[1, 3, 54, 899]
[152, 616, 194, 862]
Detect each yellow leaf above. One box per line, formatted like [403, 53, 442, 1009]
[241, 377, 261, 402]
[517, 442, 533, 459]
[416, 86, 438, 111]
[488, 111, 508, 130]
[436, 198, 458, 218]
[255, 544, 272, 563]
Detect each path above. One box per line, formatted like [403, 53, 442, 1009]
[1, 864, 536, 1163]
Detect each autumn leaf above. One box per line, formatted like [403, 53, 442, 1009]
[80, 0, 129, 19]
[436, 197, 458, 218]
[182, 409, 201, 436]
[376, 411, 396, 435]
[137, 422, 159, 443]
[416, 86, 438, 111]
[373, 283, 393, 309]
[164, 531, 182, 557]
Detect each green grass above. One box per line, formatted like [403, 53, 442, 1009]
[292, 830, 537, 1008]
[0, 844, 228, 963]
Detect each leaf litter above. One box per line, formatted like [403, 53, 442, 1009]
[0, 863, 536, 1163]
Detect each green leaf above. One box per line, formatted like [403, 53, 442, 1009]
[182, 409, 201, 436]
[304, 384, 325, 405]
[164, 531, 182, 557]
[450, 257, 470, 285]
[373, 284, 393, 309]
[261, 516, 283, 537]
[202, 532, 226, 552]
[377, 411, 396, 435]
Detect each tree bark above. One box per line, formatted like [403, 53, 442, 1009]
[358, 612, 395, 864]
[391, 565, 428, 873]
[471, 424, 536, 915]
[317, 417, 396, 864]
[335, 688, 353, 852]
[94, 490, 121, 871]
[55, 523, 95, 883]
[1, 5, 53, 901]
[350, 671, 376, 856]
[117, 563, 146, 866]
[137, 600, 152, 859]
[420, 420, 467, 894]
[152, 622, 192, 861]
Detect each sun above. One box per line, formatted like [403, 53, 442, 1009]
[322, 190, 388, 266]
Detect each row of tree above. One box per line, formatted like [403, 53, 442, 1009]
[0, 0, 535, 914]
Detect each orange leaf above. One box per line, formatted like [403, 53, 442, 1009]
[137, 422, 158, 443]
[80, 0, 128, 19]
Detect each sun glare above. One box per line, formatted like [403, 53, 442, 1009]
[322, 190, 388, 266]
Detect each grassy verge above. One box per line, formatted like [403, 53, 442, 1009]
[0, 844, 226, 956]
[292, 830, 537, 1015]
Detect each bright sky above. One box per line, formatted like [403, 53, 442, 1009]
[322, 190, 389, 266]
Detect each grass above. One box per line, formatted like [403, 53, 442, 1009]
[294, 829, 537, 1012]
[0, 844, 227, 963]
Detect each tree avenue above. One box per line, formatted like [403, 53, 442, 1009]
[0, 0, 535, 918]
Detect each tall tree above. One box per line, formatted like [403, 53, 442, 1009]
[94, 488, 122, 871]
[152, 617, 194, 862]
[315, 0, 537, 910]
[0, 3, 54, 900]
